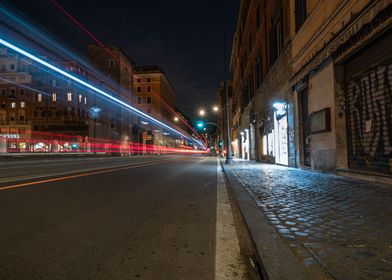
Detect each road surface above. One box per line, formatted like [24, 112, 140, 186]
[0, 156, 246, 279]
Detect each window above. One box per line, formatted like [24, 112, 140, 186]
[10, 112, 15, 121]
[10, 64, 15, 71]
[79, 94, 82, 103]
[146, 77, 151, 83]
[137, 86, 142, 93]
[0, 112, 6, 122]
[10, 88, 15, 98]
[1, 64, 5, 72]
[146, 85, 151, 93]
[51, 80, 57, 87]
[146, 96, 152, 104]
[52, 93, 57, 102]
[108, 59, 115, 67]
[136, 78, 141, 83]
[295, 0, 307, 32]
[20, 101, 25, 108]
[20, 89, 25, 95]
[269, 15, 283, 66]
[137, 97, 142, 104]
[67, 92, 72, 102]
[11, 102, 16, 108]
[37, 93, 43, 102]
[19, 110, 25, 121]
[84, 97, 87, 105]
[255, 54, 263, 89]
[1, 88, 5, 96]
[1, 102, 5, 109]
[276, 22, 282, 55]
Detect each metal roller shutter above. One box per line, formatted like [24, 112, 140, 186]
[344, 29, 392, 175]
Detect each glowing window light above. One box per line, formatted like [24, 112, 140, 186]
[0, 38, 204, 148]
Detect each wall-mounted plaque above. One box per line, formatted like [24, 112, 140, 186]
[310, 108, 331, 134]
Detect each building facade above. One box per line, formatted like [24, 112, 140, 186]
[133, 66, 178, 151]
[88, 45, 135, 154]
[229, 0, 392, 180]
[291, 0, 392, 176]
[0, 48, 91, 153]
[230, 0, 294, 165]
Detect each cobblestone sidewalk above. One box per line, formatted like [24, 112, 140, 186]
[230, 159, 392, 280]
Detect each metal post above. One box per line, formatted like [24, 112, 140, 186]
[224, 34, 232, 164]
[93, 114, 96, 157]
[93, 93, 97, 157]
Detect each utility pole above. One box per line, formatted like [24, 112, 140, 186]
[224, 34, 232, 164]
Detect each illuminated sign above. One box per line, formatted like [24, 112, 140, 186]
[0, 134, 20, 139]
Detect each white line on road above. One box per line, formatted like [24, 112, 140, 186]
[215, 159, 246, 280]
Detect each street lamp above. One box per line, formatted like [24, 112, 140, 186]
[90, 106, 101, 157]
[223, 34, 232, 164]
[213, 106, 219, 112]
[199, 109, 205, 117]
[174, 116, 179, 122]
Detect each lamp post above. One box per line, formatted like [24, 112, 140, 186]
[224, 34, 232, 164]
[91, 106, 101, 157]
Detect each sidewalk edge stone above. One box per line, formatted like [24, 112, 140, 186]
[219, 159, 311, 280]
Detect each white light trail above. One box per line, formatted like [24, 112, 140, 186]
[0, 37, 204, 148]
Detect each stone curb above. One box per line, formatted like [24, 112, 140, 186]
[219, 159, 315, 280]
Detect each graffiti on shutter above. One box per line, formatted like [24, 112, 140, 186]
[346, 58, 392, 175]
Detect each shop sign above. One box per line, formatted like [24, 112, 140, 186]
[310, 108, 331, 134]
[0, 134, 20, 139]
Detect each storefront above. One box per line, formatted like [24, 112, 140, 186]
[0, 134, 29, 153]
[273, 102, 289, 165]
[344, 29, 392, 175]
[240, 129, 250, 160]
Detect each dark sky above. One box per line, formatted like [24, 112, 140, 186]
[3, 0, 239, 118]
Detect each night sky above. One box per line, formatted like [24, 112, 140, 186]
[3, 0, 239, 118]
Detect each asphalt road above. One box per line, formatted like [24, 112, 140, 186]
[0, 155, 232, 280]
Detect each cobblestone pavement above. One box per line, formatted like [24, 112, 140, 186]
[230, 159, 392, 280]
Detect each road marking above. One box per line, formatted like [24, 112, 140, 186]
[215, 159, 246, 279]
[0, 159, 173, 183]
[0, 159, 174, 191]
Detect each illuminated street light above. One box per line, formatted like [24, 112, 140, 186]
[213, 106, 219, 112]
[199, 109, 205, 116]
[174, 116, 179, 122]
[90, 106, 101, 157]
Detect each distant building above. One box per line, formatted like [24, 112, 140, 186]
[216, 80, 233, 155]
[88, 44, 135, 154]
[133, 66, 177, 151]
[0, 48, 91, 153]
